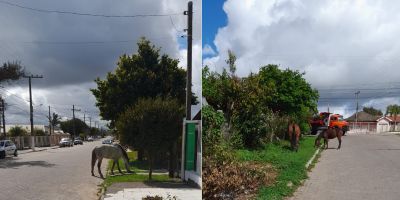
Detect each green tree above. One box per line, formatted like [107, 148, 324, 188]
[48, 113, 61, 135]
[116, 97, 184, 180]
[363, 106, 383, 116]
[202, 51, 241, 126]
[386, 104, 400, 131]
[258, 64, 319, 118]
[91, 38, 197, 128]
[33, 128, 46, 136]
[60, 118, 88, 137]
[8, 126, 27, 137]
[0, 61, 25, 83]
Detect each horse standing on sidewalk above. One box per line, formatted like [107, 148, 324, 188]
[288, 122, 301, 152]
[315, 127, 343, 150]
[91, 144, 133, 179]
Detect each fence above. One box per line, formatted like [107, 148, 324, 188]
[8, 134, 70, 150]
[348, 122, 377, 133]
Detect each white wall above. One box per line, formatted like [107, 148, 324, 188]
[377, 120, 390, 133]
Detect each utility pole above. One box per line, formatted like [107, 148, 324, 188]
[83, 112, 86, 124]
[48, 106, 52, 135]
[88, 116, 92, 128]
[1, 98, 5, 139]
[72, 105, 81, 138]
[23, 74, 43, 150]
[355, 91, 360, 131]
[184, 1, 193, 120]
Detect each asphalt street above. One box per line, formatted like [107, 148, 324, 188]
[0, 140, 106, 200]
[291, 133, 400, 200]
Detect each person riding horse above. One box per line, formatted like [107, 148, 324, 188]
[315, 113, 343, 149]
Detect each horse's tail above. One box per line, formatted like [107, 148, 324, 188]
[91, 148, 96, 174]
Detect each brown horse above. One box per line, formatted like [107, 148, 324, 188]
[288, 123, 301, 152]
[315, 127, 343, 149]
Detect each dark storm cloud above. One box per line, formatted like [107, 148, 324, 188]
[0, 0, 202, 126]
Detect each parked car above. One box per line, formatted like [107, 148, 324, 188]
[73, 138, 83, 145]
[59, 138, 73, 147]
[87, 137, 94, 142]
[102, 139, 113, 145]
[0, 140, 18, 159]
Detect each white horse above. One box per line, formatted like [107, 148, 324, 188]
[91, 144, 133, 178]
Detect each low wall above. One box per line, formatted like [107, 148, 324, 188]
[8, 134, 70, 150]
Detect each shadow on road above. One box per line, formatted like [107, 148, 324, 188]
[0, 159, 56, 169]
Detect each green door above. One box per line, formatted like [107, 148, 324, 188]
[185, 123, 196, 170]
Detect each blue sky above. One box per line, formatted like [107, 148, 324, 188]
[202, 0, 226, 59]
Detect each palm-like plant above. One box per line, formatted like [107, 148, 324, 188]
[50, 113, 61, 135]
[386, 104, 400, 131]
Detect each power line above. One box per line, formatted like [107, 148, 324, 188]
[0, 1, 181, 18]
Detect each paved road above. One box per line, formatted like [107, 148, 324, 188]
[291, 133, 400, 200]
[0, 140, 106, 200]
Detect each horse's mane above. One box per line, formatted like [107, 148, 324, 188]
[115, 143, 129, 162]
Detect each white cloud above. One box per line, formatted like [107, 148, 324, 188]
[202, 44, 216, 56]
[206, 0, 400, 114]
[0, 0, 202, 126]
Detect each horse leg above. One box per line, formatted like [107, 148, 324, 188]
[111, 160, 115, 175]
[324, 138, 328, 149]
[91, 150, 96, 176]
[337, 136, 342, 150]
[98, 158, 104, 179]
[116, 160, 124, 174]
[91, 159, 96, 176]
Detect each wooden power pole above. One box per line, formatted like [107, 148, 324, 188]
[48, 106, 52, 135]
[23, 74, 43, 150]
[184, 1, 193, 120]
[1, 98, 5, 138]
[72, 105, 80, 138]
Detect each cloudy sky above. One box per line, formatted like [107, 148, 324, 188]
[203, 0, 400, 117]
[0, 0, 201, 127]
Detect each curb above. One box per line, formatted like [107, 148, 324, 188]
[19, 146, 60, 155]
[305, 148, 320, 169]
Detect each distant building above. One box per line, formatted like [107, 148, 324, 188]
[44, 126, 65, 135]
[345, 111, 381, 133]
[376, 116, 400, 133]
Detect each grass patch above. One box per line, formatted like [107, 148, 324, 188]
[236, 137, 317, 200]
[102, 151, 175, 188]
[103, 174, 172, 188]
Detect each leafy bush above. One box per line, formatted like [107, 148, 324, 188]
[116, 97, 184, 180]
[33, 129, 46, 136]
[8, 126, 27, 137]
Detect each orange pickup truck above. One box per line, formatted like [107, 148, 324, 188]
[310, 112, 349, 135]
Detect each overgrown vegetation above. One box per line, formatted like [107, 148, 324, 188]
[103, 152, 175, 189]
[7, 126, 27, 137]
[92, 38, 194, 179]
[116, 97, 184, 180]
[203, 51, 319, 199]
[238, 137, 316, 200]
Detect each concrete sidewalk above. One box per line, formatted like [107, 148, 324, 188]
[18, 146, 59, 155]
[103, 182, 201, 200]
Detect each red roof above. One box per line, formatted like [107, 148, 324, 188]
[385, 116, 400, 122]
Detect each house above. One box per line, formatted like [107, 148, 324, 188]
[44, 126, 65, 135]
[345, 111, 381, 133]
[376, 116, 400, 133]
